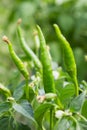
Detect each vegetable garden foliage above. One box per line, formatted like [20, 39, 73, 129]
[0, 20, 87, 130]
[1, 0, 87, 86]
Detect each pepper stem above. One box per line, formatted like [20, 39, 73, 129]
[25, 79, 29, 100]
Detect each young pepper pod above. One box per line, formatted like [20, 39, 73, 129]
[54, 24, 78, 96]
[2, 36, 29, 80]
[17, 20, 42, 71]
[0, 83, 11, 97]
[37, 25, 55, 93]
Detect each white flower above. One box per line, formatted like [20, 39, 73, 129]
[55, 109, 72, 119]
[53, 70, 59, 80]
[55, 110, 64, 119]
[64, 110, 72, 116]
[31, 75, 36, 80]
[52, 61, 58, 69]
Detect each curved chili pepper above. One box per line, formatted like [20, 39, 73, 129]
[54, 24, 78, 96]
[17, 21, 42, 71]
[2, 36, 29, 80]
[36, 25, 55, 93]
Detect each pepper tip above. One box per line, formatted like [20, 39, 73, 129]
[17, 18, 22, 25]
[2, 35, 9, 44]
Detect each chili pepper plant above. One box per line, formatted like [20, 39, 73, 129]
[0, 20, 87, 130]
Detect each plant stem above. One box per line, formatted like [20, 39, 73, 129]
[70, 116, 79, 129]
[70, 116, 77, 124]
[50, 108, 53, 130]
[74, 78, 79, 96]
[77, 113, 87, 122]
[57, 98, 64, 109]
[25, 79, 29, 100]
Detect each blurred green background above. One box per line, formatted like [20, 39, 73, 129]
[0, 0, 87, 86]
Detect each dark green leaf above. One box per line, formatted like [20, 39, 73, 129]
[19, 100, 34, 117]
[35, 102, 54, 129]
[0, 116, 31, 130]
[70, 91, 86, 112]
[61, 83, 75, 101]
[53, 118, 70, 130]
[81, 100, 87, 119]
[0, 102, 11, 115]
[13, 81, 25, 100]
[54, 116, 79, 130]
[79, 120, 87, 130]
[13, 102, 37, 130]
[0, 117, 15, 130]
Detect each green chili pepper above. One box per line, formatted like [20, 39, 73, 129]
[36, 25, 55, 93]
[0, 83, 11, 97]
[54, 24, 78, 96]
[17, 20, 42, 70]
[2, 36, 29, 80]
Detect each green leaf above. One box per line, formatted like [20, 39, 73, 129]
[76, 122, 81, 130]
[53, 118, 70, 130]
[35, 102, 55, 129]
[19, 100, 34, 117]
[54, 117, 79, 130]
[13, 80, 35, 102]
[0, 117, 31, 130]
[60, 83, 75, 101]
[13, 102, 37, 130]
[0, 102, 11, 116]
[70, 91, 86, 112]
[55, 82, 75, 108]
[79, 120, 87, 130]
[81, 100, 87, 119]
[0, 117, 15, 130]
[57, 67, 70, 80]
[13, 81, 25, 100]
